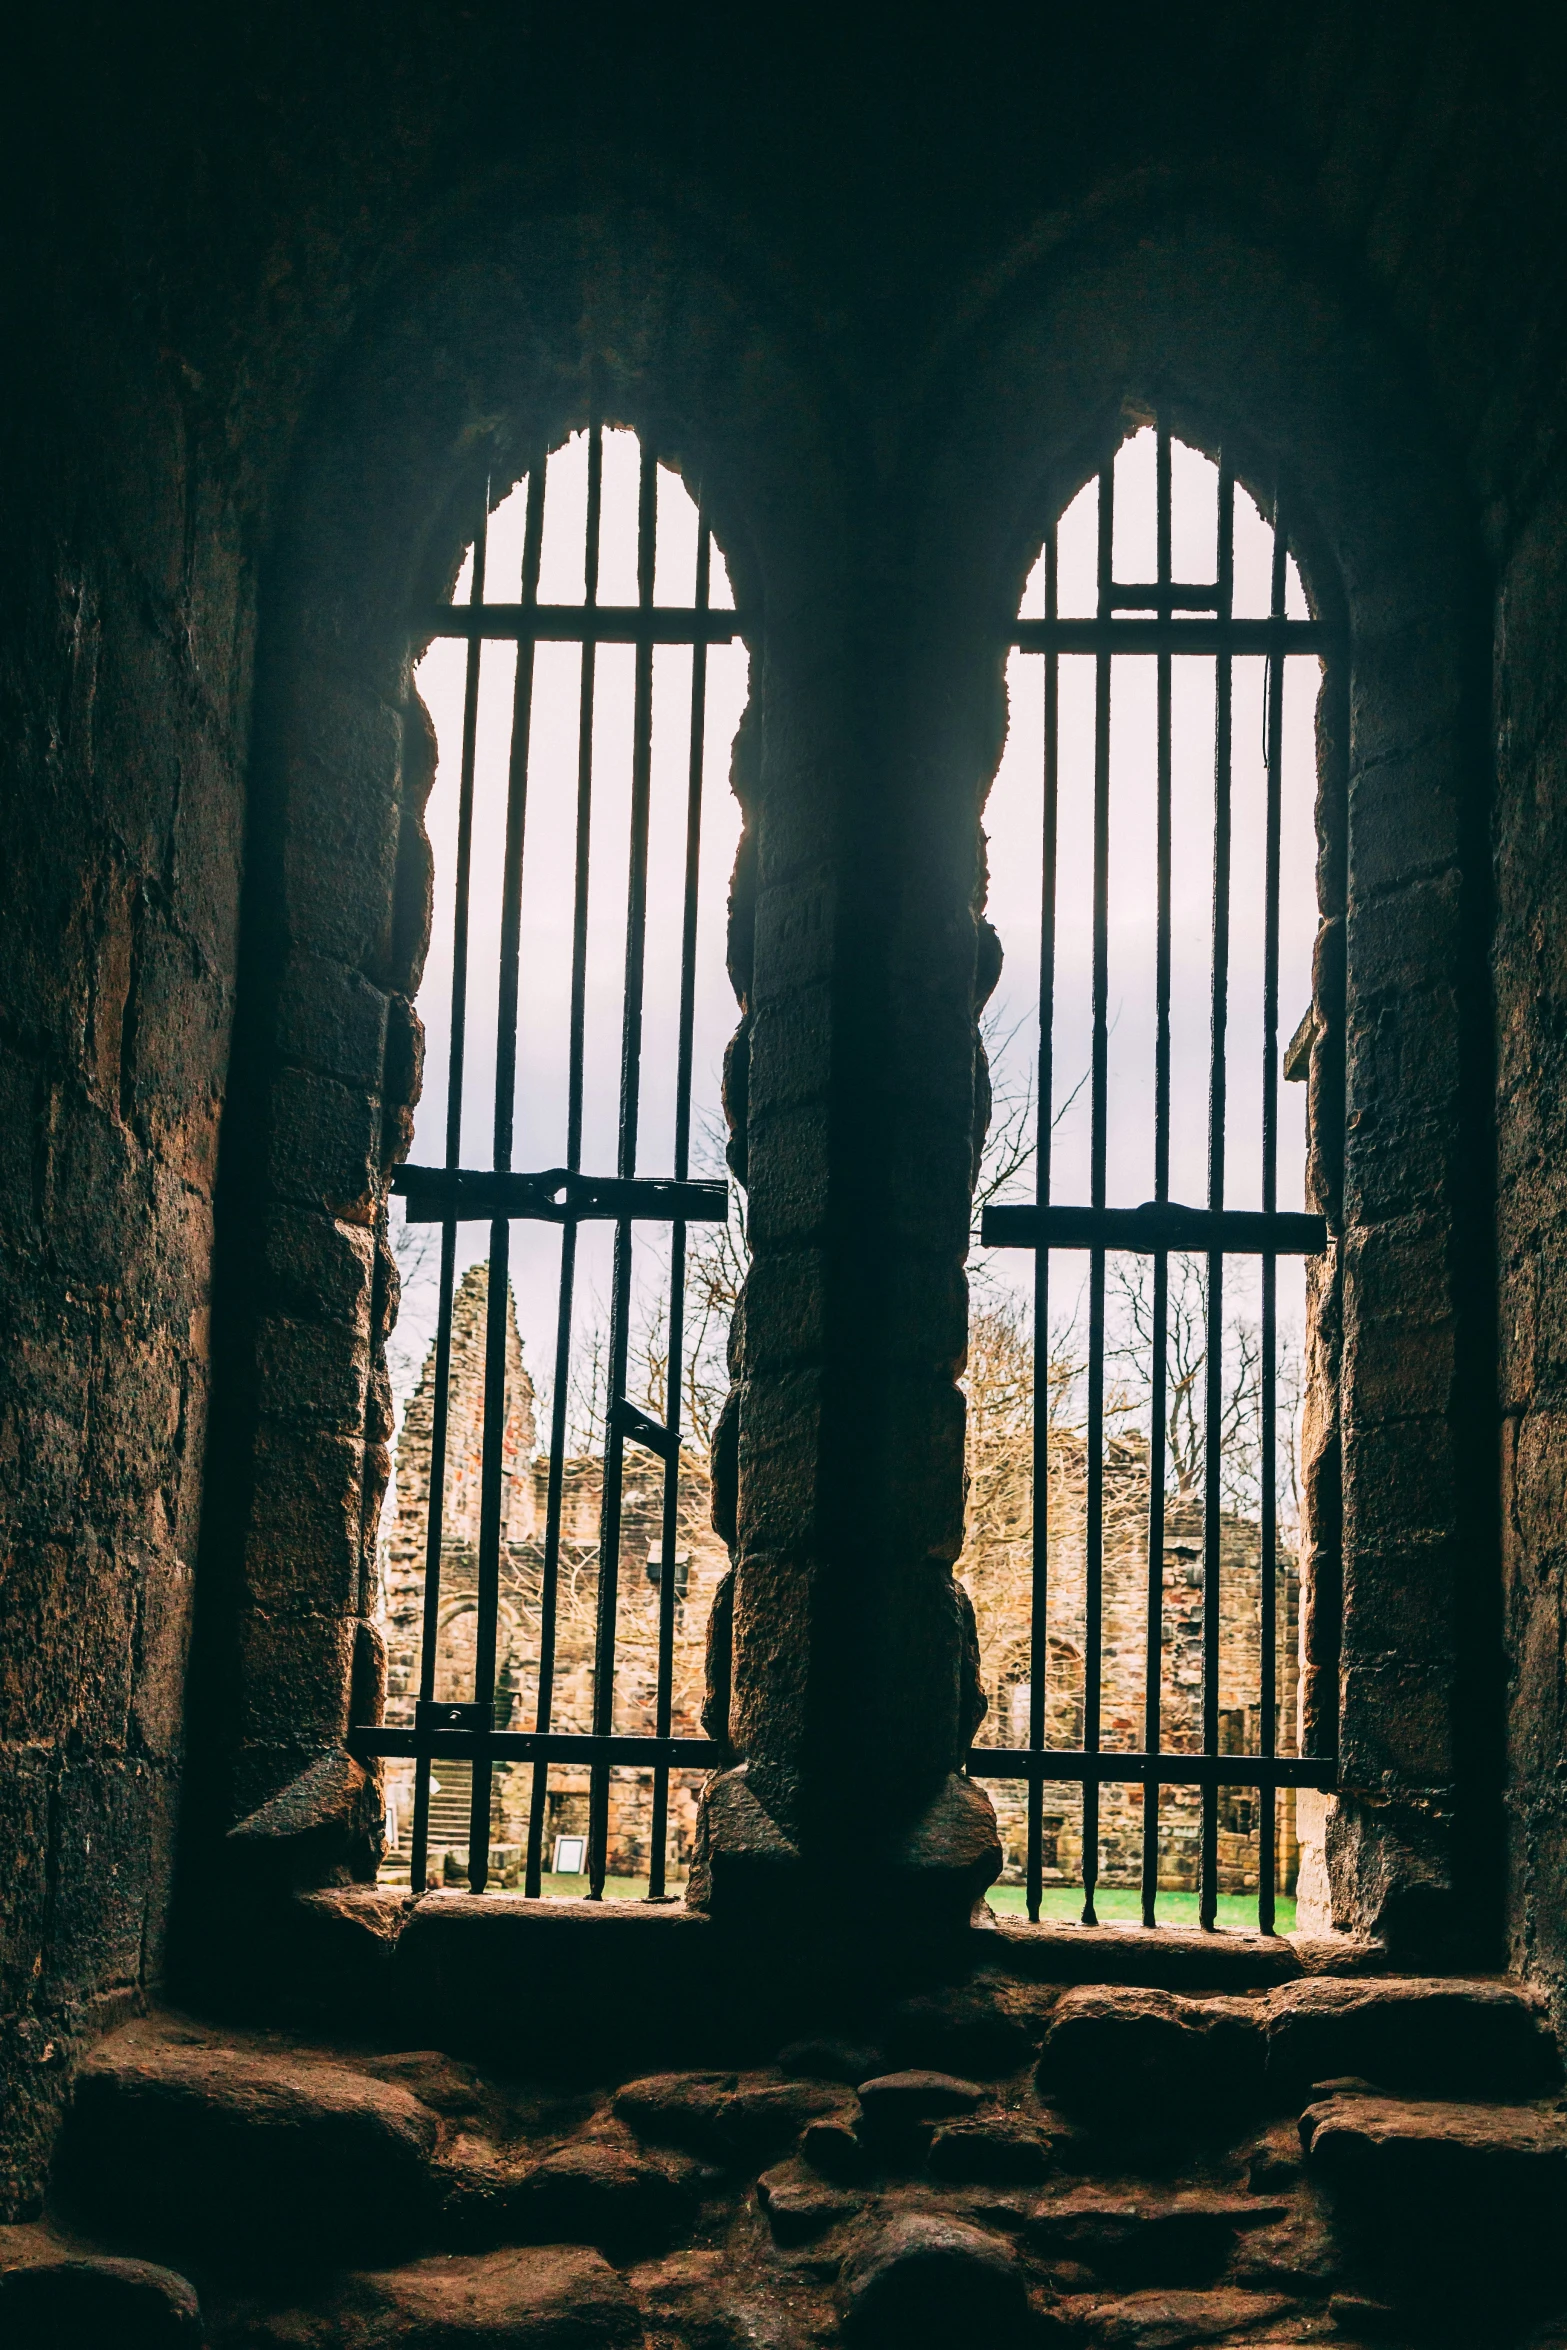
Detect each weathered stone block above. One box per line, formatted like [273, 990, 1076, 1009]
[275, 949, 390, 1088]
[60, 2026, 439, 2260]
[838, 2211, 1027, 2348]
[266, 1064, 380, 1218]
[1267, 1975, 1557, 2098]
[0, 2254, 200, 2349]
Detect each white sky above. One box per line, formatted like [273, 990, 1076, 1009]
[389, 423, 1320, 1503]
[389, 430, 747, 1433]
[980, 428, 1319, 1393]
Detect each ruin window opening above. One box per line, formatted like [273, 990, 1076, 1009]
[968, 413, 1340, 1936]
[355, 421, 749, 1904]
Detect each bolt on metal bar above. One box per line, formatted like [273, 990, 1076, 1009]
[524, 417, 604, 1899]
[1258, 496, 1288, 1935]
[646, 513, 713, 1902]
[1027, 520, 1060, 1927]
[1081, 457, 1114, 1929]
[408, 477, 489, 1898]
[1142, 414, 1174, 1931]
[587, 439, 660, 1899]
[1200, 459, 1236, 1932]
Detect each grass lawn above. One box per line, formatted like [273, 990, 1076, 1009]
[982, 1882, 1295, 1932]
[394, 1868, 1295, 1930]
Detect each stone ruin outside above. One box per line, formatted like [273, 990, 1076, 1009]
[378, 1264, 731, 1889]
[380, 1264, 1298, 1903]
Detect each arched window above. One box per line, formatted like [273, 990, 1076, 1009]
[965, 413, 1337, 1933]
[357, 422, 748, 1902]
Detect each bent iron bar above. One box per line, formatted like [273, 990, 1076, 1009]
[983, 438, 1337, 1934]
[378, 424, 734, 1902]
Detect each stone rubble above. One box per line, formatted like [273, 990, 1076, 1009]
[7, 1970, 1565, 2348]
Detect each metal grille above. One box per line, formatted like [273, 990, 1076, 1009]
[351, 423, 739, 1898]
[974, 418, 1340, 1932]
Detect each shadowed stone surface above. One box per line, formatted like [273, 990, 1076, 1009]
[60, 2028, 439, 2259]
[1067, 2287, 1293, 2348]
[0, 2255, 202, 2350]
[926, 2110, 1064, 2183]
[1266, 1976, 1558, 2099]
[512, 2130, 701, 2257]
[310, 2246, 642, 2347]
[1024, 2189, 1290, 2290]
[1038, 1988, 1264, 2120]
[755, 2158, 862, 2244]
[838, 2212, 1028, 2347]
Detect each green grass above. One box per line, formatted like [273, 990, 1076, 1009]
[389, 1865, 1293, 1930]
[982, 1882, 1295, 1933]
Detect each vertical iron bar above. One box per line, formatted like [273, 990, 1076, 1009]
[1200, 460, 1236, 1930]
[1142, 415, 1173, 1929]
[1083, 454, 1114, 1927]
[524, 421, 603, 1898]
[647, 512, 711, 1900]
[1028, 522, 1060, 1926]
[1258, 498, 1287, 1933]
[410, 478, 488, 1897]
[588, 439, 659, 1898]
[466, 462, 546, 1895]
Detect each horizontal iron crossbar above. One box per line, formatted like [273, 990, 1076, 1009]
[1013, 616, 1330, 656]
[982, 1202, 1329, 1254]
[419, 603, 747, 645]
[353, 1726, 724, 1768]
[968, 1749, 1337, 1789]
[353, 1721, 1335, 1794]
[393, 1165, 728, 1226]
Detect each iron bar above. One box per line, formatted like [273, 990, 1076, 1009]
[394, 1166, 727, 1225]
[524, 418, 603, 1899]
[408, 477, 489, 1898]
[360, 1724, 1336, 1788]
[420, 603, 744, 645]
[1081, 457, 1114, 1929]
[646, 516, 713, 1902]
[1142, 415, 1174, 1931]
[587, 440, 659, 1898]
[982, 1202, 1326, 1254]
[465, 461, 547, 1896]
[1258, 499, 1288, 1934]
[1027, 522, 1059, 1927]
[1200, 460, 1237, 1931]
[1015, 617, 1327, 656]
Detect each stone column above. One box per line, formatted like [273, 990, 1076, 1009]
[692, 575, 1003, 1938]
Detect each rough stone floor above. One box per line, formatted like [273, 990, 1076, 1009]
[4, 1956, 1567, 2350]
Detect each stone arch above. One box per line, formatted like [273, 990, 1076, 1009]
[184, 198, 847, 1921]
[900, 190, 1497, 1956]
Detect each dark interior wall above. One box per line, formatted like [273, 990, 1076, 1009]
[5, 0, 1567, 2208]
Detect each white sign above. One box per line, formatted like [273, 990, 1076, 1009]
[552, 1835, 587, 1877]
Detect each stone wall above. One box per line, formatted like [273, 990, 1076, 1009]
[8, 0, 1567, 2209]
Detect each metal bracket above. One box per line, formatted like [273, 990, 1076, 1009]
[613, 1399, 673, 1460]
[393, 1164, 727, 1227]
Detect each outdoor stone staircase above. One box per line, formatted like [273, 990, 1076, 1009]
[3, 1941, 1566, 2350]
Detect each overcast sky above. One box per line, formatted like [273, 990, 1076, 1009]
[390, 426, 1319, 1496]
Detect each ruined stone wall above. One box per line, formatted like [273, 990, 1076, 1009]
[7, 0, 1567, 2208]
[379, 1264, 727, 1885]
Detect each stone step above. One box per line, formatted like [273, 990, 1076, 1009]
[1026, 2187, 1294, 2292]
[56, 2021, 440, 2266]
[1035, 1975, 1559, 2125]
[1301, 2091, 1567, 2327]
[1266, 1976, 1559, 2101]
